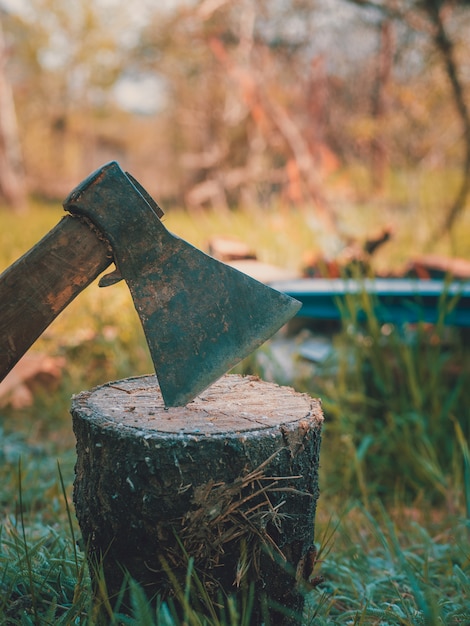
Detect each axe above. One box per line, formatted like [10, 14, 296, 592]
[0, 162, 300, 406]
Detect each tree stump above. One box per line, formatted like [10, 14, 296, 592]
[71, 374, 324, 624]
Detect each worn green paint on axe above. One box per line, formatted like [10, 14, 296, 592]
[65, 162, 301, 407]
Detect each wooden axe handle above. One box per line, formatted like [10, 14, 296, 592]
[0, 215, 111, 381]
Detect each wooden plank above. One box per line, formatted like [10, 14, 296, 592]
[408, 254, 470, 279]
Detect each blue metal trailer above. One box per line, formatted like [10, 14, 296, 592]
[270, 278, 470, 327]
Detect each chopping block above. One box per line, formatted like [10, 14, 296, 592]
[71, 374, 324, 625]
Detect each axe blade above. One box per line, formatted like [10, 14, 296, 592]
[65, 162, 301, 407]
[128, 240, 301, 406]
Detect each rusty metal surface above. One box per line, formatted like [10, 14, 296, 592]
[65, 162, 301, 406]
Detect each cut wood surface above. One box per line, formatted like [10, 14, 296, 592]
[75, 373, 316, 434]
[72, 374, 324, 625]
[207, 234, 256, 262]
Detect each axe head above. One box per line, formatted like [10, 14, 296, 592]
[65, 162, 301, 407]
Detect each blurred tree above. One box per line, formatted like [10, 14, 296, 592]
[136, 0, 469, 221]
[0, 13, 26, 210]
[345, 0, 470, 239]
[137, 0, 342, 237]
[370, 18, 394, 192]
[2, 0, 140, 197]
[425, 0, 470, 240]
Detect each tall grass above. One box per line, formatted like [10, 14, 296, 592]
[308, 503, 470, 625]
[294, 295, 470, 506]
[1, 456, 469, 624]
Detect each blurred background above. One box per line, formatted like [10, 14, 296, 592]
[0, 0, 469, 257]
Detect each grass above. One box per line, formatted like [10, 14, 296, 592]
[298, 308, 470, 505]
[0, 168, 470, 623]
[1, 458, 468, 624]
[308, 504, 470, 624]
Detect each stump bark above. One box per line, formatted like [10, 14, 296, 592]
[71, 374, 324, 624]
